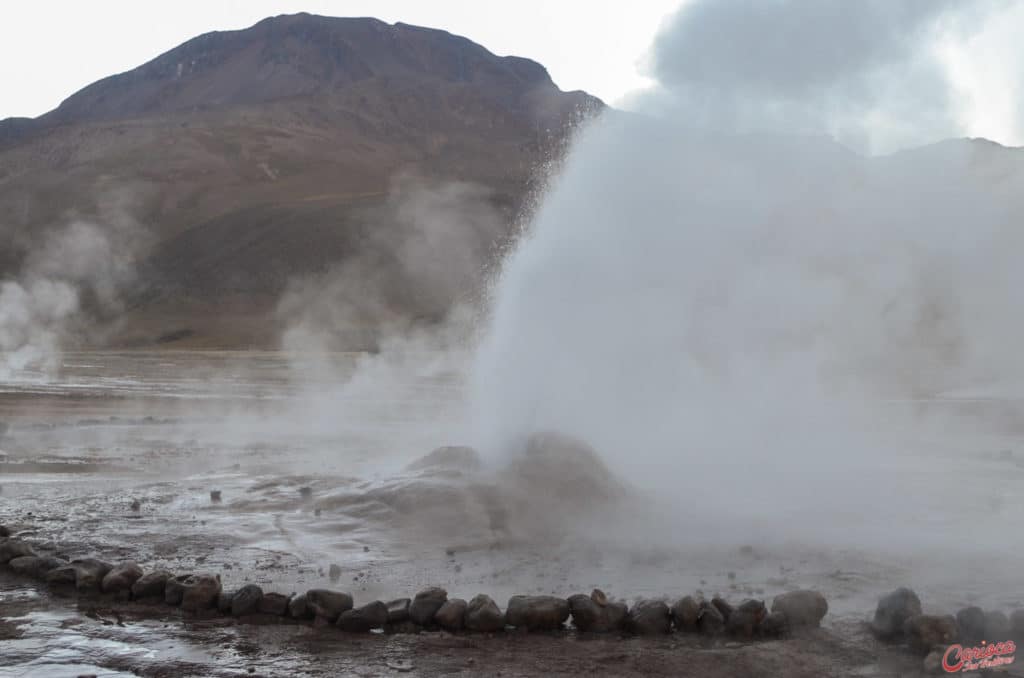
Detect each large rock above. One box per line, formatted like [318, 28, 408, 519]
[904, 615, 958, 655]
[627, 599, 672, 635]
[217, 590, 235, 614]
[69, 559, 114, 592]
[435, 598, 468, 631]
[505, 595, 569, 631]
[102, 563, 144, 594]
[259, 592, 291, 616]
[231, 584, 264, 616]
[409, 587, 448, 626]
[337, 601, 389, 632]
[0, 538, 37, 564]
[568, 593, 626, 632]
[132, 570, 172, 599]
[8, 555, 67, 579]
[871, 588, 922, 640]
[771, 590, 827, 629]
[466, 594, 505, 633]
[957, 606, 986, 642]
[727, 599, 768, 639]
[180, 574, 221, 611]
[711, 596, 733, 622]
[386, 598, 411, 624]
[671, 595, 701, 632]
[697, 600, 725, 636]
[306, 589, 354, 623]
[165, 575, 192, 605]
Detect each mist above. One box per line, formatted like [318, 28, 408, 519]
[469, 0, 1024, 558]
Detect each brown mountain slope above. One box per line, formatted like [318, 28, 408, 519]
[0, 14, 602, 348]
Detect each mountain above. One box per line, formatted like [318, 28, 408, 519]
[0, 14, 603, 348]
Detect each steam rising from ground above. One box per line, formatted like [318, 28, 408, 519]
[0, 218, 140, 380]
[470, 0, 1024, 553]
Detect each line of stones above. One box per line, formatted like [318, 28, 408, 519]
[0, 533, 828, 636]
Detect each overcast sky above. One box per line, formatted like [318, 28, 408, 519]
[0, 0, 1020, 148]
[0, 0, 679, 118]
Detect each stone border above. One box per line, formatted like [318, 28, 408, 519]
[0, 532, 823, 639]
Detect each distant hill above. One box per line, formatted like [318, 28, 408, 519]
[0, 14, 603, 348]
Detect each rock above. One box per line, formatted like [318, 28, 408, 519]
[771, 590, 828, 629]
[338, 601, 389, 632]
[8, 555, 67, 578]
[591, 588, 608, 606]
[627, 599, 672, 635]
[217, 590, 235, 614]
[568, 594, 627, 632]
[299, 486, 313, 499]
[132, 571, 172, 599]
[697, 600, 725, 636]
[289, 593, 311, 619]
[386, 598, 411, 624]
[957, 606, 986, 642]
[711, 596, 733, 622]
[759, 611, 790, 638]
[1011, 609, 1024, 639]
[0, 538, 37, 564]
[210, 490, 222, 503]
[45, 564, 79, 587]
[130, 499, 141, 512]
[70, 559, 114, 592]
[406, 446, 482, 473]
[904, 615, 958, 655]
[671, 596, 702, 632]
[985, 610, 1010, 639]
[0, 525, 8, 538]
[231, 584, 264, 616]
[435, 598, 468, 631]
[259, 592, 291, 616]
[505, 595, 570, 631]
[165, 575, 192, 605]
[102, 563, 144, 594]
[727, 600, 768, 639]
[871, 587, 921, 640]
[409, 587, 448, 626]
[306, 589, 353, 622]
[466, 594, 505, 633]
[329, 564, 342, 581]
[181, 574, 221, 611]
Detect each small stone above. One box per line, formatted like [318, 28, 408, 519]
[9, 555, 67, 579]
[386, 598, 411, 624]
[0, 538, 37, 564]
[102, 562, 144, 594]
[132, 571, 172, 599]
[435, 598, 468, 631]
[466, 594, 505, 633]
[210, 490, 222, 503]
[299, 487, 312, 500]
[289, 593, 311, 619]
[772, 590, 828, 629]
[759, 611, 789, 638]
[505, 595, 569, 631]
[306, 589, 353, 623]
[328, 563, 341, 581]
[409, 587, 448, 626]
[627, 599, 671, 635]
[727, 599, 767, 639]
[871, 588, 922, 640]
[957, 606, 986, 642]
[180, 574, 221, 611]
[671, 595, 701, 632]
[338, 600, 388, 632]
[259, 592, 291, 616]
[232, 584, 264, 616]
[130, 500, 140, 512]
[904, 615, 958, 655]
[697, 600, 725, 636]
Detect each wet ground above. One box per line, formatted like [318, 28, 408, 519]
[1, 351, 1023, 677]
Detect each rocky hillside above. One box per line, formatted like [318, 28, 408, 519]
[0, 14, 602, 347]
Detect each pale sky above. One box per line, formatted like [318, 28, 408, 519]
[0, 1, 1020, 148]
[0, 0, 681, 119]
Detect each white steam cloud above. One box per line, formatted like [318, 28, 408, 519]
[470, 0, 1024, 555]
